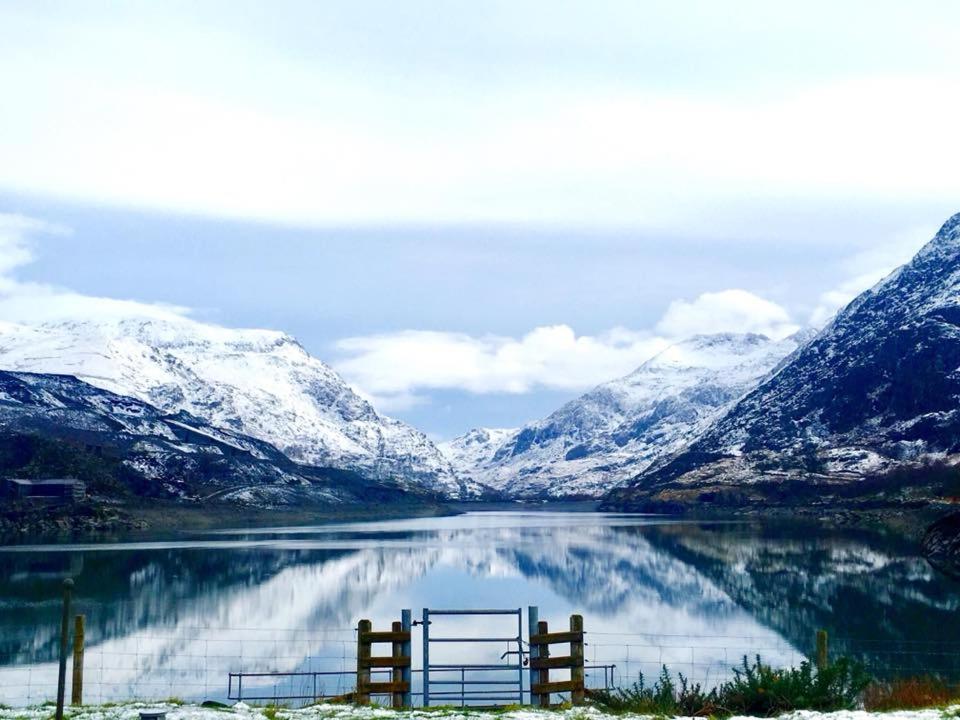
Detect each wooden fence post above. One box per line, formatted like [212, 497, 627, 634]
[356, 619, 372, 705]
[529, 614, 586, 707]
[816, 629, 829, 670]
[570, 614, 585, 706]
[354, 618, 411, 707]
[71, 615, 85, 705]
[537, 620, 550, 708]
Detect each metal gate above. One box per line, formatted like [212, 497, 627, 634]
[420, 608, 524, 707]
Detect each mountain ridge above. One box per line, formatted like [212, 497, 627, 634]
[0, 368, 429, 509]
[603, 211, 960, 511]
[0, 315, 477, 498]
[443, 331, 807, 498]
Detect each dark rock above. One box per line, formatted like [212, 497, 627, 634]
[607, 212, 960, 511]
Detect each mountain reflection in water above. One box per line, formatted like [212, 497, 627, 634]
[1, 512, 958, 705]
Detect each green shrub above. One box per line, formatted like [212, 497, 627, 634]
[589, 666, 719, 716]
[719, 655, 870, 715]
[590, 655, 871, 717]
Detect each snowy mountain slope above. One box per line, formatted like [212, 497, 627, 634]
[446, 332, 806, 498]
[0, 317, 468, 497]
[438, 427, 517, 475]
[604, 211, 960, 511]
[0, 370, 419, 506]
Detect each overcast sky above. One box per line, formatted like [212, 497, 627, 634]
[1, 1, 959, 437]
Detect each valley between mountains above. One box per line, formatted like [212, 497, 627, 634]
[4, 212, 960, 535]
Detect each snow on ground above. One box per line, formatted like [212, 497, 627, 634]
[3, 704, 960, 720]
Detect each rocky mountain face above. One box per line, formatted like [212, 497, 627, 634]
[0, 316, 471, 497]
[438, 427, 516, 476]
[0, 370, 423, 506]
[604, 211, 960, 511]
[444, 332, 806, 498]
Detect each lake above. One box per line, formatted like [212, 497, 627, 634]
[1, 511, 959, 706]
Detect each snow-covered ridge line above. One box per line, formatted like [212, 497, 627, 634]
[0, 369, 406, 506]
[604, 210, 960, 510]
[444, 331, 807, 499]
[0, 315, 470, 497]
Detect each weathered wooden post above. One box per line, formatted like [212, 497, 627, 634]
[401, 609, 412, 709]
[537, 620, 550, 708]
[71, 614, 85, 705]
[530, 613, 586, 707]
[570, 614, 585, 706]
[816, 629, 829, 670]
[356, 619, 372, 705]
[353, 618, 411, 707]
[56, 579, 73, 720]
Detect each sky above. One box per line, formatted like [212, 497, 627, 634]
[1, 1, 959, 438]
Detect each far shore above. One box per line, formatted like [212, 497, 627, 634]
[0, 493, 947, 546]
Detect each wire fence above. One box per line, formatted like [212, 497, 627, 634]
[585, 632, 960, 690]
[0, 627, 359, 707]
[5, 626, 960, 707]
[585, 631, 804, 690]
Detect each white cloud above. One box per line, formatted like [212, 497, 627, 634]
[335, 290, 799, 408]
[0, 213, 190, 324]
[656, 289, 799, 340]
[335, 326, 671, 408]
[2, 55, 960, 229]
[2, 213, 803, 413]
[808, 273, 886, 328]
[807, 227, 929, 326]
[0, 214, 65, 280]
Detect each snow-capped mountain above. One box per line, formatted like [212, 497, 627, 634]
[605, 211, 960, 511]
[0, 316, 468, 497]
[438, 427, 517, 474]
[0, 370, 422, 506]
[445, 332, 807, 498]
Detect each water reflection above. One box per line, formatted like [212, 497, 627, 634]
[0, 512, 957, 705]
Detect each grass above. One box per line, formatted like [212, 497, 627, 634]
[11, 669, 960, 719]
[864, 678, 960, 711]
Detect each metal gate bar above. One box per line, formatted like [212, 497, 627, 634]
[422, 608, 524, 707]
[227, 663, 617, 705]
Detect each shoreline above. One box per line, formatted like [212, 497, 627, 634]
[0, 493, 945, 546]
[0, 498, 462, 544]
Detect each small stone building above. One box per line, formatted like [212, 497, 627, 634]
[2, 478, 86, 503]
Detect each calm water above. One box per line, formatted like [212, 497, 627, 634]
[1, 511, 959, 705]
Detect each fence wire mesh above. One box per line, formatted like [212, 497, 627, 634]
[5, 627, 960, 707]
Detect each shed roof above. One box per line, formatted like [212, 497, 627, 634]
[5, 478, 82, 486]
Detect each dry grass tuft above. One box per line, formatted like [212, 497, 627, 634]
[863, 677, 959, 711]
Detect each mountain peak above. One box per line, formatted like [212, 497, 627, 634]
[39, 316, 303, 355]
[632, 331, 792, 376]
[445, 330, 803, 499]
[936, 210, 960, 240]
[683, 331, 770, 345]
[912, 210, 960, 263]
